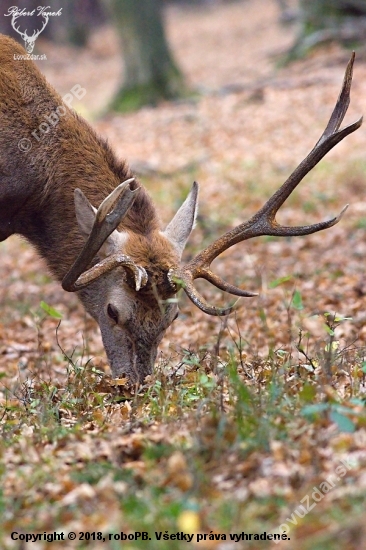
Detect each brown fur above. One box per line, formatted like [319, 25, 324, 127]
[0, 34, 161, 280]
[0, 35, 194, 383]
[124, 232, 179, 270]
[123, 231, 180, 298]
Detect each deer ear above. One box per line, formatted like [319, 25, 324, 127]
[163, 182, 199, 257]
[74, 189, 127, 257]
[74, 188, 96, 239]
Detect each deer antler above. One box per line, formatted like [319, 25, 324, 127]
[170, 53, 362, 316]
[62, 179, 148, 292]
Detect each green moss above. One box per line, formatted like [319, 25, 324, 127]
[110, 70, 188, 113]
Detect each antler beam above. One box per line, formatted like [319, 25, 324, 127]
[62, 178, 147, 292]
[171, 53, 362, 316]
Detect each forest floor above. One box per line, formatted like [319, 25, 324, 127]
[1, 1, 366, 549]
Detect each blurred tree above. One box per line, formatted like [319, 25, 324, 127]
[275, 0, 297, 24]
[287, 0, 366, 60]
[0, 0, 185, 110]
[107, 0, 185, 111]
[47, 0, 106, 47]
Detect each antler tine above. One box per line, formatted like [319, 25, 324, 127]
[12, 16, 26, 40]
[319, 52, 354, 141]
[171, 53, 362, 315]
[255, 52, 361, 227]
[66, 253, 148, 292]
[62, 178, 140, 291]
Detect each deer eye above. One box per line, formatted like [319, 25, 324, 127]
[107, 303, 119, 324]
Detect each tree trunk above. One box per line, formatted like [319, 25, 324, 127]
[109, 0, 185, 111]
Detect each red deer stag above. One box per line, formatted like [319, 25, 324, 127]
[0, 36, 362, 383]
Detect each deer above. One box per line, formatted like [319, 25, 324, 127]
[0, 35, 362, 384]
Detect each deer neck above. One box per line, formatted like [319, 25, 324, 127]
[17, 122, 161, 282]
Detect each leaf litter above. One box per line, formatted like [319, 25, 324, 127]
[1, 1, 366, 548]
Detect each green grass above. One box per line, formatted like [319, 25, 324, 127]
[1, 158, 366, 549]
[1, 317, 365, 549]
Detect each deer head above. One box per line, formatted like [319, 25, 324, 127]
[61, 54, 361, 384]
[11, 13, 49, 53]
[62, 179, 198, 382]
